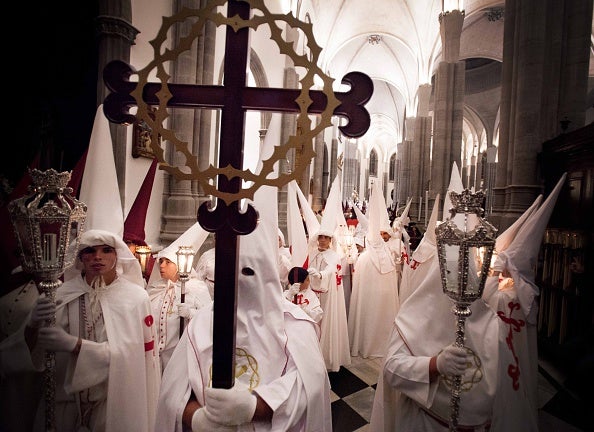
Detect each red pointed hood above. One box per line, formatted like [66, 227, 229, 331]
[124, 157, 158, 246]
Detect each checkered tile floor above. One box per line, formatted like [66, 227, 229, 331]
[328, 355, 587, 432]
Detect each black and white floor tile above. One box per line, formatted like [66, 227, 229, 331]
[328, 355, 587, 432]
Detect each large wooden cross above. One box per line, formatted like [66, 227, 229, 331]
[103, 0, 372, 389]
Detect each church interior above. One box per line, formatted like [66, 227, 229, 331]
[2, 0, 593, 431]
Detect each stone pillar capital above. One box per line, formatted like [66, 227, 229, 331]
[439, 9, 465, 62]
[96, 15, 139, 44]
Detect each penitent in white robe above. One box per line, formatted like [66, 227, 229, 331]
[286, 285, 324, 324]
[2, 274, 161, 432]
[348, 240, 400, 359]
[0, 279, 42, 432]
[147, 276, 212, 371]
[155, 301, 332, 432]
[482, 274, 540, 432]
[308, 247, 351, 372]
[369, 255, 499, 432]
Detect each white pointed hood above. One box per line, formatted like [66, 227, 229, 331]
[495, 173, 567, 322]
[367, 182, 392, 243]
[399, 194, 440, 304]
[79, 105, 124, 236]
[287, 180, 310, 267]
[392, 197, 412, 232]
[491, 194, 543, 273]
[146, 221, 210, 285]
[296, 182, 320, 240]
[410, 194, 440, 264]
[352, 203, 369, 240]
[442, 162, 463, 222]
[310, 173, 342, 251]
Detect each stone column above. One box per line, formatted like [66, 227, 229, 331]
[280, 67, 299, 233]
[484, 146, 497, 217]
[311, 119, 325, 211]
[408, 84, 433, 222]
[430, 9, 465, 204]
[321, 139, 331, 200]
[330, 137, 338, 190]
[397, 119, 412, 214]
[557, 0, 593, 132]
[160, 0, 202, 243]
[193, 4, 217, 251]
[278, 26, 300, 236]
[343, 139, 359, 205]
[194, 3, 216, 200]
[493, 0, 592, 229]
[96, 0, 138, 207]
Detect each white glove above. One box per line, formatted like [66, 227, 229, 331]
[285, 283, 301, 300]
[436, 344, 469, 376]
[37, 326, 79, 352]
[176, 302, 196, 319]
[307, 267, 321, 278]
[191, 407, 236, 432]
[28, 296, 55, 328]
[204, 386, 257, 426]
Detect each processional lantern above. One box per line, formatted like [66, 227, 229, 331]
[338, 224, 355, 255]
[435, 189, 497, 432]
[8, 168, 86, 432]
[176, 245, 196, 277]
[176, 245, 196, 336]
[135, 245, 152, 276]
[9, 169, 86, 281]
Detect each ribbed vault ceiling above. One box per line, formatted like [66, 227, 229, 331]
[294, 0, 506, 161]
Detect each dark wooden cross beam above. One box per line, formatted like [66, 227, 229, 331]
[103, 0, 373, 389]
[103, 63, 373, 138]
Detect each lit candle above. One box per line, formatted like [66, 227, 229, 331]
[42, 233, 58, 266]
[138, 253, 148, 273]
[178, 254, 188, 274]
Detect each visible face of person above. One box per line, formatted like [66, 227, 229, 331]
[278, 235, 283, 248]
[79, 244, 117, 282]
[317, 235, 332, 250]
[380, 231, 392, 242]
[159, 257, 179, 282]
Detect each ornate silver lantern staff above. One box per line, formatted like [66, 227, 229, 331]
[8, 168, 86, 432]
[176, 245, 195, 337]
[435, 189, 497, 431]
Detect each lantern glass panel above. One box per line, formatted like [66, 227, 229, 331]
[176, 246, 196, 276]
[467, 245, 482, 294]
[443, 243, 460, 293]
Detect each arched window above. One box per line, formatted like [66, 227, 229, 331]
[369, 149, 378, 177]
[389, 153, 396, 181]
